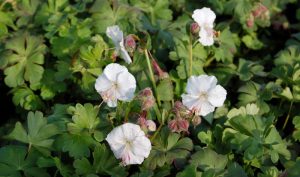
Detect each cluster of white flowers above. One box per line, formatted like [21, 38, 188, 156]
[95, 7, 225, 166]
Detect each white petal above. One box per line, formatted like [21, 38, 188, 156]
[106, 25, 123, 47]
[182, 94, 201, 111]
[208, 85, 227, 107]
[192, 7, 216, 26]
[197, 101, 215, 116]
[123, 150, 144, 165]
[103, 63, 128, 82]
[95, 74, 112, 93]
[116, 71, 136, 101]
[199, 27, 214, 46]
[120, 42, 132, 64]
[186, 75, 217, 94]
[131, 137, 151, 158]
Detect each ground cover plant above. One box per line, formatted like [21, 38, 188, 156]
[0, 0, 300, 176]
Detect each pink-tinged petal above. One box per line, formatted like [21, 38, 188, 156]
[181, 94, 201, 111]
[103, 63, 128, 82]
[192, 7, 216, 26]
[196, 101, 215, 116]
[95, 74, 112, 93]
[199, 27, 214, 46]
[208, 85, 227, 107]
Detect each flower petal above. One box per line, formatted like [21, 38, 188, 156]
[116, 71, 136, 101]
[192, 7, 216, 26]
[120, 42, 132, 64]
[186, 75, 217, 94]
[208, 85, 227, 107]
[199, 27, 214, 46]
[197, 101, 215, 116]
[95, 74, 112, 93]
[131, 136, 151, 158]
[103, 63, 128, 82]
[106, 25, 123, 46]
[182, 94, 201, 110]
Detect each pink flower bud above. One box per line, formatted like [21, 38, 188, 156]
[168, 118, 189, 133]
[152, 59, 169, 79]
[190, 22, 200, 35]
[173, 101, 193, 119]
[146, 120, 156, 131]
[125, 35, 136, 53]
[138, 88, 155, 111]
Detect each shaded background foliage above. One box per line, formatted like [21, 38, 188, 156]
[0, 0, 300, 176]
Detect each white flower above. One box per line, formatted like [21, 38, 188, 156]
[192, 7, 216, 46]
[95, 63, 136, 107]
[181, 75, 227, 116]
[106, 123, 152, 166]
[106, 25, 132, 64]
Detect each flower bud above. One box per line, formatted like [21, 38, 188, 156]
[152, 59, 169, 79]
[138, 88, 155, 111]
[190, 22, 200, 35]
[173, 101, 193, 119]
[191, 115, 201, 127]
[146, 120, 156, 131]
[252, 3, 268, 18]
[125, 35, 136, 53]
[168, 118, 189, 133]
[247, 17, 254, 28]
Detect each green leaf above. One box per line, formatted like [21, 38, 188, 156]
[242, 34, 264, 50]
[157, 79, 174, 101]
[191, 148, 228, 172]
[143, 127, 193, 169]
[67, 103, 100, 134]
[8, 111, 60, 150]
[292, 116, 300, 141]
[225, 163, 247, 177]
[12, 86, 44, 111]
[176, 164, 200, 177]
[3, 35, 46, 88]
[58, 133, 94, 158]
[0, 145, 49, 177]
[73, 144, 128, 177]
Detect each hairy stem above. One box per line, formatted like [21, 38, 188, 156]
[188, 33, 193, 77]
[144, 49, 161, 107]
[282, 101, 293, 130]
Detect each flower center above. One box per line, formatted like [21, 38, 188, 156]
[100, 82, 118, 102]
[198, 91, 208, 101]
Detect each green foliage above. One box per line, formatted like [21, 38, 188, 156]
[3, 34, 46, 88]
[0, 146, 49, 177]
[0, 0, 300, 176]
[8, 111, 60, 151]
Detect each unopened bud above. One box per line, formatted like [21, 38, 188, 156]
[191, 115, 201, 127]
[173, 101, 193, 119]
[190, 22, 200, 35]
[152, 59, 169, 79]
[146, 120, 156, 131]
[252, 3, 268, 18]
[125, 35, 136, 53]
[168, 118, 189, 133]
[138, 88, 155, 111]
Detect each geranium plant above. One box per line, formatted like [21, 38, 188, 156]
[0, 0, 300, 177]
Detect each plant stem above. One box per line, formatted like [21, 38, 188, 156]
[282, 101, 293, 130]
[151, 123, 163, 141]
[188, 33, 193, 77]
[144, 49, 161, 107]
